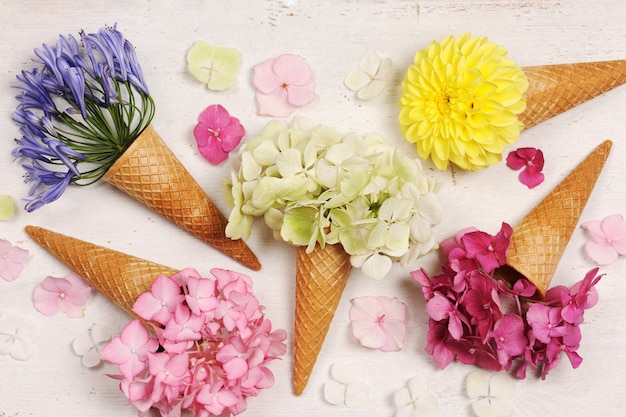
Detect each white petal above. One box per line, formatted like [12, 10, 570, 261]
[324, 380, 346, 405]
[361, 252, 393, 280]
[466, 369, 492, 399]
[488, 372, 515, 400]
[330, 362, 353, 383]
[357, 79, 388, 100]
[344, 67, 371, 91]
[0, 334, 15, 355]
[396, 404, 417, 417]
[393, 387, 412, 407]
[90, 323, 113, 344]
[471, 398, 499, 417]
[345, 381, 369, 408]
[10, 338, 35, 361]
[360, 51, 384, 76]
[407, 375, 429, 398]
[415, 392, 439, 417]
[81, 348, 102, 368]
[72, 335, 94, 356]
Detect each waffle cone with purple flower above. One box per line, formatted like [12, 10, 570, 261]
[103, 125, 261, 271]
[25, 225, 178, 318]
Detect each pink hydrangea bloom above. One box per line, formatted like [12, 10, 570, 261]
[193, 104, 245, 165]
[253, 53, 317, 117]
[32, 273, 91, 318]
[0, 239, 28, 282]
[349, 295, 407, 352]
[506, 147, 545, 188]
[581, 213, 626, 265]
[102, 268, 286, 416]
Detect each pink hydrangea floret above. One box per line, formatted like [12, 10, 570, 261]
[102, 267, 287, 417]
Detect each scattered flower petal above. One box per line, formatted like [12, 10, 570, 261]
[581, 214, 626, 265]
[506, 147, 545, 188]
[0, 195, 15, 220]
[323, 362, 369, 408]
[0, 239, 29, 282]
[72, 323, 113, 367]
[253, 54, 317, 117]
[344, 51, 393, 100]
[466, 370, 515, 417]
[186, 41, 242, 91]
[349, 295, 407, 352]
[393, 375, 439, 417]
[32, 273, 91, 317]
[0, 310, 42, 360]
[193, 104, 245, 165]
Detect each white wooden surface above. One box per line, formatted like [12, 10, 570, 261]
[1, 1, 625, 416]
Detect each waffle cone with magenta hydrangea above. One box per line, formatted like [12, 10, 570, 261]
[12, 25, 259, 270]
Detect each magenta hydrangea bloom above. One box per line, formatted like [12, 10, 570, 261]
[506, 147, 545, 189]
[253, 53, 317, 117]
[193, 104, 245, 165]
[411, 223, 604, 380]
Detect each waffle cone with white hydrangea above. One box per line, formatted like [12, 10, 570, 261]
[224, 117, 443, 394]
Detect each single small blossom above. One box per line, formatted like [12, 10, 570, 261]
[193, 104, 245, 165]
[253, 54, 317, 117]
[344, 51, 393, 100]
[132, 274, 185, 325]
[466, 370, 515, 417]
[72, 323, 113, 367]
[349, 295, 408, 352]
[323, 362, 370, 408]
[101, 319, 159, 380]
[0, 195, 15, 220]
[0, 239, 29, 282]
[581, 213, 626, 265]
[393, 375, 439, 417]
[32, 273, 91, 317]
[186, 41, 242, 91]
[0, 310, 42, 361]
[506, 147, 545, 188]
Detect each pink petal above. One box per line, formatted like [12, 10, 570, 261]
[601, 214, 626, 242]
[351, 319, 386, 349]
[379, 319, 406, 352]
[253, 58, 283, 94]
[224, 356, 249, 380]
[198, 137, 229, 164]
[505, 151, 527, 170]
[6, 245, 29, 263]
[219, 120, 245, 152]
[584, 241, 619, 265]
[255, 89, 296, 118]
[0, 259, 24, 282]
[425, 293, 452, 321]
[32, 285, 62, 316]
[286, 82, 318, 107]
[581, 219, 604, 242]
[272, 54, 313, 86]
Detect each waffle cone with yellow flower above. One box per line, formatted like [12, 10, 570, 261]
[500, 140, 612, 296]
[25, 225, 178, 318]
[399, 33, 626, 171]
[103, 125, 261, 271]
[293, 243, 352, 395]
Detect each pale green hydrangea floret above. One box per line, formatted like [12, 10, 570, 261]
[224, 117, 443, 279]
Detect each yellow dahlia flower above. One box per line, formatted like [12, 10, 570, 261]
[399, 33, 528, 171]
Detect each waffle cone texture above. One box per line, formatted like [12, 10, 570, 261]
[521, 60, 626, 128]
[25, 225, 178, 318]
[503, 140, 612, 297]
[293, 243, 352, 395]
[103, 125, 260, 271]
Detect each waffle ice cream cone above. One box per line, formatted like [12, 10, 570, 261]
[293, 243, 352, 395]
[520, 60, 626, 128]
[25, 225, 178, 318]
[502, 140, 612, 297]
[103, 125, 261, 271]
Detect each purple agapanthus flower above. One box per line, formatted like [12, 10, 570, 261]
[12, 24, 154, 211]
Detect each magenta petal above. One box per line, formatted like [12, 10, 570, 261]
[272, 54, 313, 85]
[506, 150, 527, 170]
[199, 137, 229, 165]
[219, 121, 245, 152]
[199, 104, 231, 128]
[253, 58, 283, 94]
[519, 166, 545, 188]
